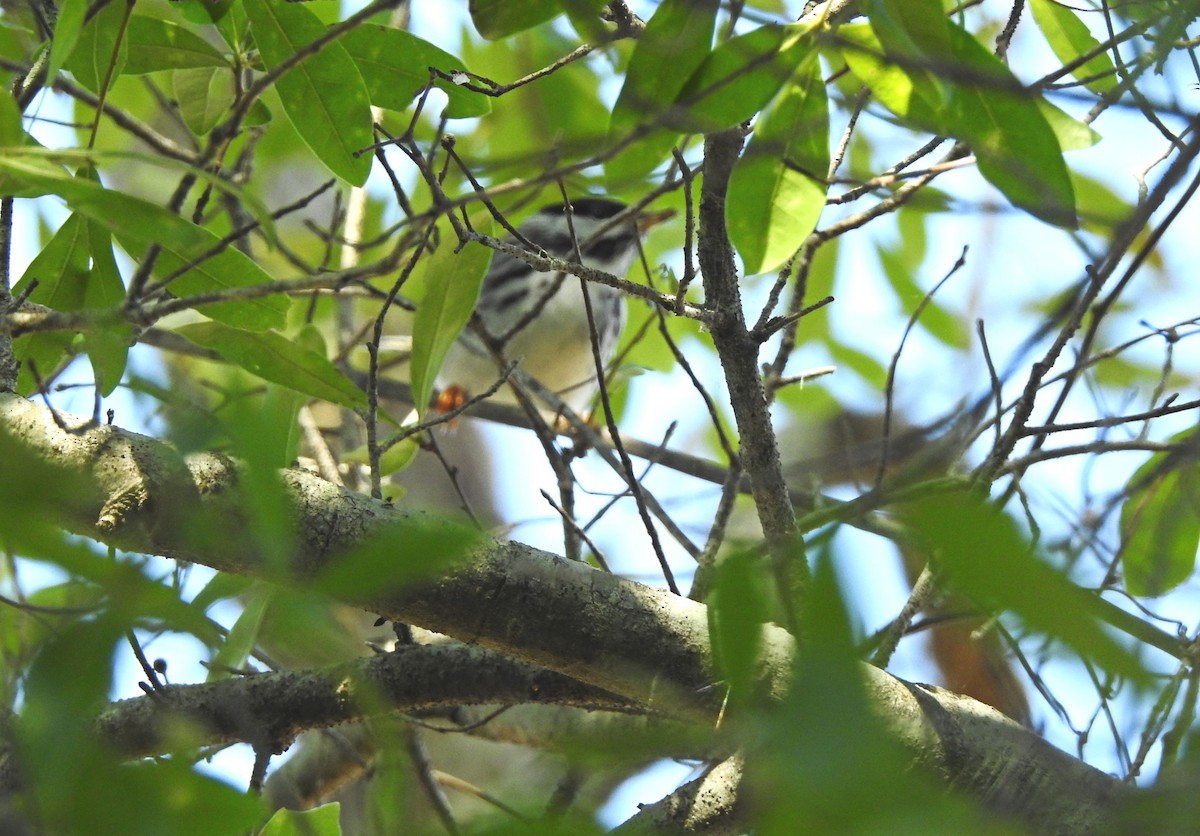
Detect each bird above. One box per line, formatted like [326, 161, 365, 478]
[435, 197, 671, 416]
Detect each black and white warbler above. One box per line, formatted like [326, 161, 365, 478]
[436, 197, 670, 414]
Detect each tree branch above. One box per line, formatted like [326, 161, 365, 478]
[0, 394, 1124, 831]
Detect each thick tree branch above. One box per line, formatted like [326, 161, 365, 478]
[93, 642, 636, 763]
[0, 394, 1124, 832]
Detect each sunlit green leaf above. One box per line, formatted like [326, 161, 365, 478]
[728, 54, 829, 275]
[410, 215, 494, 416]
[262, 803, 341, 836]
[207, 583, 272, 681]
[244, 0, 373, 184]
[48, 0, 88, 82]
[844, 7, 1077, 227]
[1030, 0, 1117, 94]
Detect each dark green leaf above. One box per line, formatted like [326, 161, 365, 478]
[79, 211, 129, 396]
[0, 91, 24, 146]
[206, 583, 271, 680]
[125, 15, 230, 74]
[606, 0, 718, 185]
[176, 322, 369, 410]
[410, 216, 494, 416]
[12, 213, 92, 394]
[469, 0, 562, 39]
[1120, 428, 1200, 597]
[728, 53, 829, 275]
[244, 0, 373, 185]
[672, 21, 816, 134]
[748, 551, 996, 832]
[341, 25, 490, 119]
[562, 0, 611, 43]
[707, 549, 772, 709]
[63, 0, 130, 92]
[172, 66, 236, 135]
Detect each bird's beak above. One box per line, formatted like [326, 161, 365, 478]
[636, 207, 676, 233]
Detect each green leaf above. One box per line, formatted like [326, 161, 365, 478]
[316, 514, 480, 600]
[48, 0, 88, 82]
[79, 212, 129, 396]
[468, 0, 562, 39]
[707, 549, 772, 710]
[876, 242, 969, 350]
[828, 339, 887, 389]
[905, 491, 1147, 682]
[0, 91, 24, 146]
[0, 155, 289, 330]
[563, 0, 612, 43]
[606, 0, 718, 186]
[728, 54, 830, 275]
[124, 15, 230, 74]
[261, 803, 341, 836]
[176, 322, 368, 411]
[207, 583, 272, 681]
[63, 0, 130, 92]
[748, 550, 996, 833]
[1120, 429, 1200, 597]
[341, 24, 490, 119]
[844, 7, 1077, 227]
[672, 21, 817, 134]
[1030, 0, 1117, 94]
[243, 0, 373, 185]
[173, 66, 236, 135]
[409, 216, 494, 416]
[12, 213, 93, 393]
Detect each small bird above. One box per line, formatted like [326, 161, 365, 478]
[436, 197, 670, 415]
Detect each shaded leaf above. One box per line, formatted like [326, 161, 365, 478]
[1120, 428, 1200, 597]
[672, 21, 816, 134]
[316, 515, 481, 600]
[63, 0, 129, 92]
[244, 0, 373, 185]
[905, 491, 1147, 682]
[176, 322, 368, 411]
[173, 66, 236, 135]
[125, 15, 230, 74]
[469, 0, 562, 39]
[0, 155, 289, 330]
[606, 0, 717, 185]
[341, 24, 490, 119]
